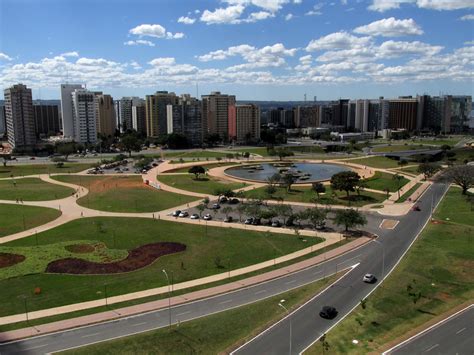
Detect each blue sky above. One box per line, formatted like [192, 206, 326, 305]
[0, 0, 473, 100]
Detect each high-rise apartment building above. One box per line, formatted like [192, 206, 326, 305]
[4, 84, 36, 149]
[60, 84, 84, 138]
[0, 105, 6, 136]
[295, 106, 320, 128]
[71, 89, 97, 144]
[117, 97, 142, 132]
[96, 94, 116, 136]
[232, 104, 260, 144]
[167, 95, 203, 146]
[132, 98, 146, 135]
[33, 103, 61, 137]
[201, 91, 236, 139]
[145, 91, 178, 137]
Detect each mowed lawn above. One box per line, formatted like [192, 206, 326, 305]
[0, 204, 61, 237]
[157, 174, 248, 195]
[163, 150, 230, 159]
[244, 185, 386, 207]
[309, 188, 474, 354]
[344, 156, 401, 169]
[363, 171, 410, 192]
[0, 217, 321, 317]
[0, 163, 93, 178]
[164, 162, 238, 173]
[53, 175, 198, 212]
[372, 144, 432, 153]
[0, 178, 75, 201]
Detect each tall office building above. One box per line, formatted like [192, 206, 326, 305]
[71, 89, 97, 144]
[60, 84, 84, 138]
[167, 95, 203, 146]
[96, 94, 116, 136]
[387, 98, 418, 131]
[295, 106, 320, 128]
[117, 97, 142, 132]
[145, 91, 178, 137]
[446, 95, 471, 133]
[201, 91, 236, 139]
[231, 104, 260, 144]
[33, 103, 61, 137]
[132, 98, 146, 135]
[0, 104, 6, 136]
[269, 108, 285, 125]
[4, 84, 36, 149]
[347, 100, 369, 132]
[331, 99, 349, 127]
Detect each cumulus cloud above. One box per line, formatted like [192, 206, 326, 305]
[0, 52, 13, 61]
[124, 40, 155, 47]
[377, 40, 443, 58]
[354, 18, 423, 37]
[61, 51, 79, 57]
[460, 14, 474, 20]
[200, 5, 246, 24]
[306, 31, 372, 51]
[368, 0, 474, 12]
[368, 0, 411, 12]
[285, 13, 294, 20]
[148, 57, 176, 66]
[246, 11, 274, 22]
[178, 16, 196, 24]
[129, 24, 184, 39]
[224, 0, 291, 12]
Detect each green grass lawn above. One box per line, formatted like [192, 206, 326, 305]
[244, 185, 386, 207]
[372, 145, 432, 153]
[363, 171, 410, 193]
[53, 175, 198, 212]
[396, 183, 422, 203]
[0, 163, 94, 178]
[157, 174, 248, 195]
[308, 188, 474, 354]
[399, 165, 420, 175]
[0, 204, 61, 237]
[0, 217, 321, 317]
[343, 156, 401, 169]
[163, 150, 230, 159]
[0, 178, 75, 201]
[64, 273, 341, 355]
[164, 162, 239, 173]
[233, 147, 271, 157]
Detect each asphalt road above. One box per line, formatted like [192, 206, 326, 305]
[387, 305, 474, 355]
[0, 183, 448, 355]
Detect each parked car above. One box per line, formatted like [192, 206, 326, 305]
[219, 197, 228, 203]
[251, 218, 261, 226]
[190, 213, 199, 220]
[229, 198, 240, 204]
[271, 220, 281, 228]
[203, 214, 212, 221]
[412, 205, 421, 211]
[224, 216, 233, 223]
[319, 306, 338, 319]
[178, 211, 189, 218]
[244, 217, 254, 225]
[211, 203, 221, 209]
[172, 210, 181, 217]
[363, 274, 377, 284]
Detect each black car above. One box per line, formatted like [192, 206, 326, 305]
[319, 306, 338, 319]
[224, 216, 233, 223]
[219, 197, 228, 203]
[229, 198, 240, 204]
[251, 218, 261, 226]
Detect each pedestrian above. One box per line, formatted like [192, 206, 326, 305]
[81, 211, 83, 217]
[16, 198, 18, 204]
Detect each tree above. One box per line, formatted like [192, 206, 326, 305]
[120, 134, 142, 157]
[226, 153, 234, 161]
[275, 148, 294, 161]
[243, 152, 250, 160]
[330, 171, 361, 198]
[203, 133, 220, 148]
[188, 165, 205, 180]
[222, 206, 232, 218]
[56, 142, 76, 161]
[196, 203, 206, 217]
[273, 204, 293, 225]
[214, 187, 235, 201]
[398, 159, 408, 167]
[311, 182, 326, 201]
[417, 162, 441, 180]
[237, 203, 247, 222]
[304, 207, 328, 230]
[2, 154, 11, 167]
[134, 156, 153, 170]
[332, 209, 367, 232]
[282, 172, 297, 192]
[355, 180, 368, 196]
[440, 165, 474, 195]
[392, 173, 404, 199]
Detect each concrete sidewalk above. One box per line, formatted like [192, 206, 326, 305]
[0, 236, 370, 342]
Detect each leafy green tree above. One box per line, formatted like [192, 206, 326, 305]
[196, 203, 206, 217]
[417, 162, 441, 180]
[311, 182, 326, 201]
[304, 207, 328, 230]
[243, 152, 250, 160]
[282, 172, 297, 192]
[188, 165, 205, 180]
[275, 148, 294, 161]
[398, 159, 408, 167]
[222, 206, 233, 218]
[120, 134, 142, 157]
[56, 142, 76, 160]
[332, 209, 367, 232]
[330, 171, 361, 198]
[441, 165, 474, 195]
[355, 180, 368, 196]
[392, 173, 405, 199]
[134, 156, 153, 170]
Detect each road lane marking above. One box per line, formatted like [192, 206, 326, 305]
[23, 344, 48, 351]
[176, 311, 191, 317]
[456, 327, 466, 334]
[255, 290, 266, 294]
[425, 344, 439, 352]
[219, 299, 233, 304]
[313, 270, 322, 275]
[81, 332, 101, 338]
[130, 322, 148, 327]
[285, 279, 297, 285]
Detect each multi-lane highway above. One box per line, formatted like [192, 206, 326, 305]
[0, 182, 448, 354]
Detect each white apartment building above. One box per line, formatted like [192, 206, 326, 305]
[71, 89, 97, 144]
[60, 84, 84, 138]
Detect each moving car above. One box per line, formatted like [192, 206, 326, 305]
[203, 214, 212, 220]
[271, 220, 281, 228]
[172, 210, 181, 217]
[190, 214, 199, 220]
[224, 216, 233, 223]
[412, 205, 421, 211]
[363, 273, 377, 283]
[319, 306, 338, 319]
[178, 211, 189, 218]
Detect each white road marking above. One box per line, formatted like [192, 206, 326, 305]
[313, 270, 322, 275]
[130, 322, 148, 327]
[24, 344, 48, 351]
[456, 327, 466, 334]
[176, 311, 191, 317]
[255, 290, 266, 295]
[81, 332, 101, 338]
[425, 344, 439, 352]
[219, 299, 233, 304]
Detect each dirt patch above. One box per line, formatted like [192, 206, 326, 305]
[65, 244, 95, 253]
[46, 242, 186, 274]
[87, 176, 144, 193]
[0, 253, 26, 268]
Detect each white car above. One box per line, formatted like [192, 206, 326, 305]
[203, 214, 212, 220]
[190, 213, 199, 219]
[363, 274, 377, 283]
[178, 211, 189, 218]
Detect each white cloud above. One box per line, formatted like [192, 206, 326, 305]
[416, 0, 474, 10]
[0, 52, 13, 61]
[129, 24, 184, 39]
[368, 0, 412, 12]
[464, 40, 474, 45]
[61, 51, 79, 57]
[178, 16, 196, 24]
[224, 0, 291, 12]
[285, 13, 294, 20]
[148, 57, 176, 66]
[306, 31, 372, 51]
[129, 61, 142, 70]
[245, 11, 275, 22]
[124, 40, 155, 47]
[354, 18, 423, 37]
[460, 14, 474, 20]
[200, 5, 246, 24]
[341, 0, 348, 4]
[377, 40, 443, 58]
[294, 0, 302, 3]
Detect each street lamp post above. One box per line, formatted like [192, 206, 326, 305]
[162, 269, 171, 330]
[278, 299, 292, 355]
[372, 239, 385, 280]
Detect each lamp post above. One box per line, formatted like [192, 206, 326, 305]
[372, 239, 385, 280]
[278, 299, 292, 355]
[162, 269, 171, 330]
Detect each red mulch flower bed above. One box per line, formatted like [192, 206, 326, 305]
[46, 242, 186, 274]
[0, 253, 26, 268]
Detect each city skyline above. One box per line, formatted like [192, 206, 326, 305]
[0, 0, 473, 100]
